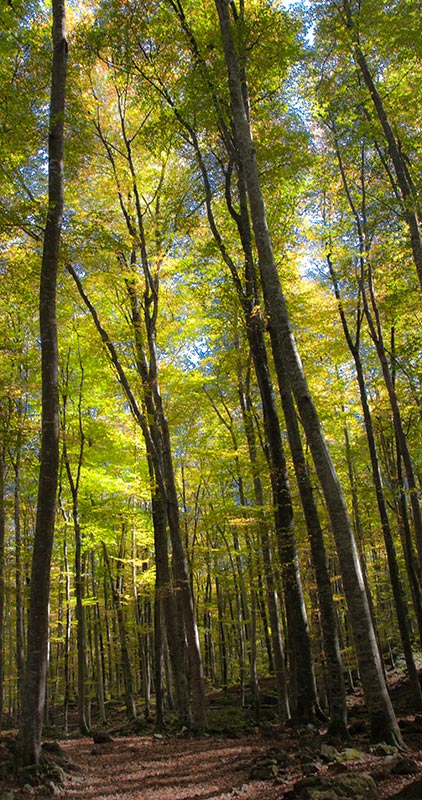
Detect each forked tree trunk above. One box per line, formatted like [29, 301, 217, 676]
[16, 0, 66, 766]
[214, 0, 401, 745]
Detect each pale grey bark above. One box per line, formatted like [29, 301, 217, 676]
[214, 0, 401, 744]
[16, 0, 66, 766]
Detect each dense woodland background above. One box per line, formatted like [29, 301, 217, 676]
[1, 0, 422, 764]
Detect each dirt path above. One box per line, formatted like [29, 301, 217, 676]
[59, 734, 295, 800]
[57, 731, 422, 800]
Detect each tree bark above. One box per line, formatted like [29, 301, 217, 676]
[91, 553, 107, 726]
[13, 412, 25, 710]
[16, 0, 66, 766]
[61, 361, 90, 734]
[214, 0, 401, 745]
[239, 384, 290, 720]
[328, 256, 422, 710]
[0, 449, 5, 729]
[103, 541, 137, 721]
[341, 0, 422, 290]
[362, 273, 422, 572]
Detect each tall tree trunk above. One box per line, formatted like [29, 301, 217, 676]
[271, 347, 345, 730]
[328, 255, 422, 709]
[16, 0, 66, 765]
[154, 592, 165, 729]
[362, 275, 422, 571]
[0, 449, 5, 729]
[61, 349, 90, 733]
[65, 268, 194, 727]
[91, 553, 107, 726]
[341, 0, 422, 290]
[174, 10, 342, 725]
[239, 386, 290, 720]
[214, 0, 401, 745]
[103, 541, 137, 721]
[97, 95, 207, 729]
[13, 428, 25, 710]
[395, 452, 422, 647]
[151, 483, 191, 727]
[74, 507, 89, 733]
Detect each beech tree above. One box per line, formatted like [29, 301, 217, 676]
[0, 0, 421, 751]
[16, 0, 67, 766]
[213, 0, 401, 745]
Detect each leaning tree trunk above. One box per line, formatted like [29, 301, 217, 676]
[16, 0, 66, 766]
[214, 0, 401, 745]
[340, 0, 422, 291]
[327, 255, 422, 710]
[362, 273, 422, 573]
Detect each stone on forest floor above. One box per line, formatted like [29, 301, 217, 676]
[42, 742, 65, 756]
[320, 744, 341, 762]
[302, 762, 323, 776]
[249, 757, 279, 780]
[370, 743, 399, 756]
[284, 772, 378, 799]
[399, 718, 422, 734]
[92, 730, 113, 744]
[342, 748, 368, 761]
[391, 758, 420, 776]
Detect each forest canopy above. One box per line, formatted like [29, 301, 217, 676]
[1, 0, 422, 764]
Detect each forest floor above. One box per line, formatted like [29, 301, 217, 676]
[55, 723, 422, 800]
[2, 669, 422, 800]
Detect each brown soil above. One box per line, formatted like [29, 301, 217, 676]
[9, 725, 422, 800]
[3, 671, 422, 799]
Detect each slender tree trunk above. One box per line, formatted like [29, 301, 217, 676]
[98, 96, 207, 729]
[91, 553, 107, 726]
[16, 0, 66, 765]
[239, 389, 290, 720]
[395, 453, 422, 647]
[103, 541, 137, 721]
[138, 596, 152, 720]
[341, 0, 422, 290]
[154, 592, 165, 729]
[215, 0, 401, 744]
[0, 450, 5, 729]
[74, 517, 89, 733]
[62, 538, 71, 734]
[13, 440, 25, 710]
[151, 483, 191, 727]
[363, 280, 422, 571]
[336, 305, 422, 708]
[61, 350, 90, 733]
[215, 577, 228, 692]
[273, 350, 345, 731]
[178, 12, 341, 725]
[203, 570, 217, 685]
[158, 413, 207, 730]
